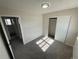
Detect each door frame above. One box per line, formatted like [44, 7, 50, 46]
[0, 15, 24, 59]
[48, 17, 57, 39]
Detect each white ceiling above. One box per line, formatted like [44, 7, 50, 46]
[0, 0, 78, 14]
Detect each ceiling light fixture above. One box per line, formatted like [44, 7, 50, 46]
[41, 2, 50, 8]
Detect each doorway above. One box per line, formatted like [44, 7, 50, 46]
[1, 16, 23, 59]
[48, 18, 57, 39]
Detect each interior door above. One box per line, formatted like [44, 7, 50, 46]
[0, 16, 23, 59]
[55, 16, 70, 43]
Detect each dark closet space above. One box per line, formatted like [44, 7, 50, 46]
[48, 18, 57, 39]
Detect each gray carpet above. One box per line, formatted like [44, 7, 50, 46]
[11, 37, 73, 59]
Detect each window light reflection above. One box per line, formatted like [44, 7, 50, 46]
[36, 39, 43, 45]
[36, 36, 54, 52]
[5, 19, 12, 25]
[41, 44, 49, 52]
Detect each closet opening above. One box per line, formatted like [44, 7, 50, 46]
[48, 18, 57, 39]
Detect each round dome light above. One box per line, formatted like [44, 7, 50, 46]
[41, 2, 49, 8]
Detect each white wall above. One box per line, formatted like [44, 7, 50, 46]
[0, 34, 10, 59]
[19, 14, 43, 44]
[73, 38, 78, 59]
[43, 8, 78, 46]
[0, 8, 43, 44]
